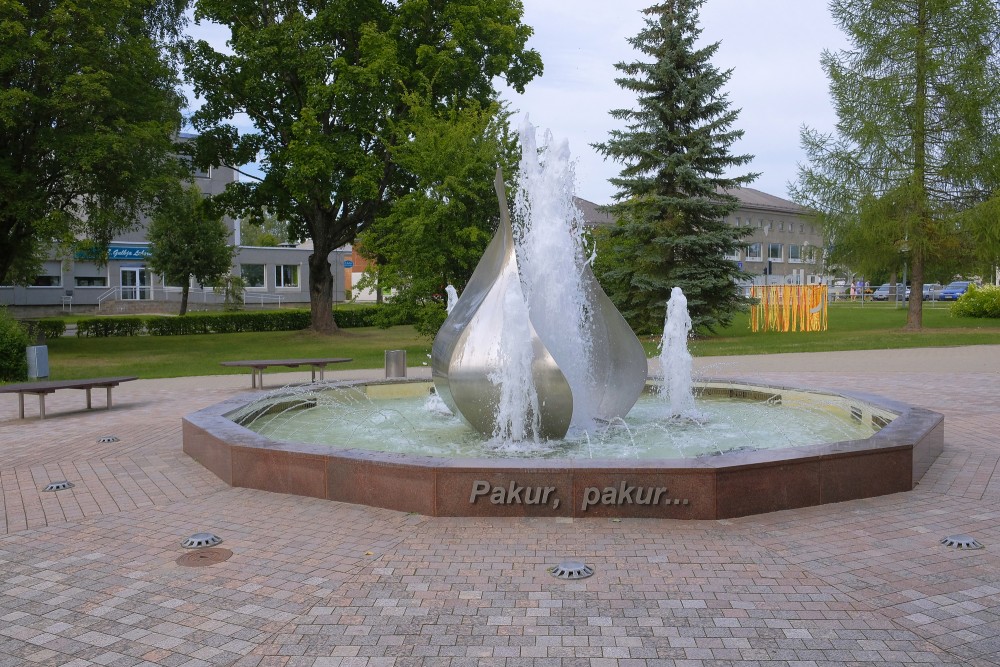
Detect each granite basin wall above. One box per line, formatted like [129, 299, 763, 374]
[182, 380, 943, 520]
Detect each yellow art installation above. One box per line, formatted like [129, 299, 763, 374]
[750, 285, 828, 332]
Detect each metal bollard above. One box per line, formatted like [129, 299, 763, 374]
[385, 350, 407, 378]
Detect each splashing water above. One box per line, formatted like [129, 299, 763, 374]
[659, 287, 701, 420]
[513, 118, 598, 432]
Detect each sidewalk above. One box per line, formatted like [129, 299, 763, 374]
[0, 348, 998, 666]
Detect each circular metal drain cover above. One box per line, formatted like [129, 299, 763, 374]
[941, 534, 984, 550]
[549, 561, 594, 579]
[42, 481, 74, 492]
[176, 548, 232, 567]
[181, 532, 223, 549]
[96, 435, 120, 443]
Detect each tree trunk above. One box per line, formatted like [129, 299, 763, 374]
[180, 282, 190, 316]
[308, 250, 339, 333]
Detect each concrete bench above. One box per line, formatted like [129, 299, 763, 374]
[220, 358, 352, 389]
[0, 376, 138, 420]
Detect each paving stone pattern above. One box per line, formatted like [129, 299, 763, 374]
[1, 349, 999, 666]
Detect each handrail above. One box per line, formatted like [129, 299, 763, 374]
[96, 287, 119, 309]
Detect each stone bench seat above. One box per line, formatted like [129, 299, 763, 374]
[0, 376, 138, 420]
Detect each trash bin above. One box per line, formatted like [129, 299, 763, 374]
[385, 350, 407, 379]
[26, 345, 49, 379]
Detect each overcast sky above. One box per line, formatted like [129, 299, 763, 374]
[505, 0, 849, 204]
[185, 0, 849, 206]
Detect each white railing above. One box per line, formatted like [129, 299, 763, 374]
[244, 291, 284, 307]
[96, 287, 119, 310]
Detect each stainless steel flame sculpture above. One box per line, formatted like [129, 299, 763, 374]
[431, 169, 648, 440]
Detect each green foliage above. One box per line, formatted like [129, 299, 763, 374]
[213, 275, 246, 312]
[73, 307, 400, 337]
[182, 0, 542, 332]
[76, 317, 146, 338]
[951, 284, 1000, 318]
[240, 210, 290, 247]
[19, 319, 67, 342]
[148, 182, 235, 315]
[0, 0, 187, 285]
[356, 99, 516, 333]
[791, 0, 1000, 329]
[592, 0, 756, 333]
[0, 308, 30, 381]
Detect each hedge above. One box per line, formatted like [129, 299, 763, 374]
[74, 306, 397, 337]
[20, 319, 67, 341]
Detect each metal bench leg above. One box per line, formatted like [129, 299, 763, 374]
[251, 370, 257, 389]
[257, 369, 264, 389]
[86, 387, 92, 409]
[18, 393, 24, 419]
[107, 386, 113, 409]
[318, 367, 325, 382]
[311, 367, 317, 382]
[38, 394, 45, 420]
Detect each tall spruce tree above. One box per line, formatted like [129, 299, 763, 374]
[593, 0, 756, 334]
[791, 0, 1000, 330]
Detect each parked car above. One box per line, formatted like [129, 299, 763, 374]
[937, 281, 972, 301]
[871, 283, 906, 301]
[920, 283, 943, 300]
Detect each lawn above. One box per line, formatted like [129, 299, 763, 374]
[23, 300, 1000, 381]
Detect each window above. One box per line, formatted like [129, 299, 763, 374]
[768, 243, 783, 261]
[242, 264, 266, 288]
[779, 222, 784, 232]
[275, 264, 299, 288]
[799, 223, 805, 233]
[31, 275, 62, 287]
[75, 276, 107, 287]
[745, 243, 762, 260]
[788, 245, 802, 262]
[723, 247, 740, 260]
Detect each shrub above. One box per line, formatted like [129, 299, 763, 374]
[951, 284, 1000, 318]
[72, 306, 399, 337]
[76, 317, 146, 337]
[0, 308, 30, 381]
[20, 319, 67, 342]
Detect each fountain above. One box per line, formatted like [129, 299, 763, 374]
[182, 124, 944, 519]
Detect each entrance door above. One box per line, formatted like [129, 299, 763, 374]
[120, 268, 150, 300]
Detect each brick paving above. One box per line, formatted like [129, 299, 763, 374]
[1, 347, 999, 666]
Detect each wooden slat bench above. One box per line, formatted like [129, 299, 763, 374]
[220, 358, 352, 389]
[0, 376, 138, 420]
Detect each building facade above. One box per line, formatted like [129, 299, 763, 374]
[576, 187, 826, 287]
[1, 157, 351, 314]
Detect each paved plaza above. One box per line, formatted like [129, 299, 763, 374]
[1, 346, 999, 667]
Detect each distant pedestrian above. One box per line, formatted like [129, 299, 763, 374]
[850, 281, 857, 300]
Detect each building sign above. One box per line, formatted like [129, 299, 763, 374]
[75, 245, 152, 261]
[343, 260, 354, 268]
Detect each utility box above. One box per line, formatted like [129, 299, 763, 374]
[26, 345, 49, 379]
[385, 350, 407, 379]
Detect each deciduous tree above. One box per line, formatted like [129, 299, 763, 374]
[355, 99, 517, 335]
[0, 0, 187, 285]
[147, 183, 234, 315]
[593, 0, 756, 334]
[791, 0, 1000, 329]
[182, 0, 542, 333]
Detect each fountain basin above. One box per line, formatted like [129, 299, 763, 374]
[182, 379, 942, 519]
